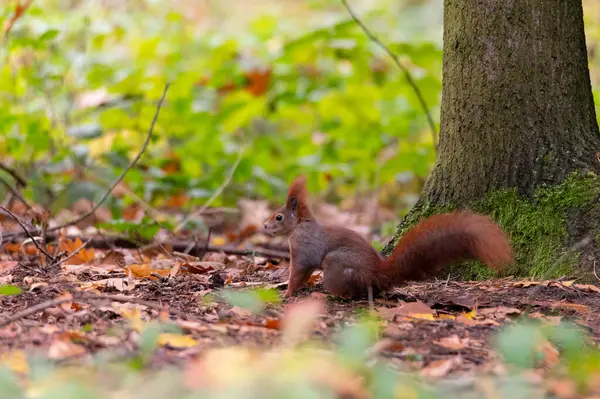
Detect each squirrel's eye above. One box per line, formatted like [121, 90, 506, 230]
[275, 214, 283, 221]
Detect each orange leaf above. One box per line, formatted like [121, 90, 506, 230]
[245, 68, 271, 96]
[4, 243, 21, 253]
[58, 237, 95, 264]
[264, 317, 281, 330]
[165, 192, 189, 208]
[125, 263, 169, 280]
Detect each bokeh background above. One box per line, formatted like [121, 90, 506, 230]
[1, 0, 599, 235]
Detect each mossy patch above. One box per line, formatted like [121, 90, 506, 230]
[383, 172, 600, 280]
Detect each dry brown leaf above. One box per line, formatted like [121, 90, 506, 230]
[281, 298, 325, 346]
[3, 243, 21, 253]
[376, 300, 432, 321]
[479, 306, 522, 318]
[58, 237, 95, 264]
[573, 283, 600, 293]
[264, 317, 281, 330]
[81, 277, 137, 292]
[125, 263, 169, 280]
[548, 379, 578, 399]
[513, 280, 547, 288]
[0, 261, 18, 275]
[421, 356, 462, 378]
[540, 340, 560, 368]
[434, 335, 469, 350]
[546, 301, 590, 313]
[47, 335, 87, 360]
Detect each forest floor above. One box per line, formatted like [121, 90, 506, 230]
[1, 200, 600, 397]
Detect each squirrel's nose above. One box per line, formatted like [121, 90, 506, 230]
[263, 223, 268, 230]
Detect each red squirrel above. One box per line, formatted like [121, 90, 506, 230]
[263, 176, 515, 298]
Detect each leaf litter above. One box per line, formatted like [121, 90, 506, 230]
[1, 199, 600, 397]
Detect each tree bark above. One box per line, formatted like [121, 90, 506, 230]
[424, 0, 600, 205]
[383, 0, 600, 277]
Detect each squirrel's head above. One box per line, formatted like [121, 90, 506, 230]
[263, 175, 311, 237]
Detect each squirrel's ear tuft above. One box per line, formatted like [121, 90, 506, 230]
[285, 176, 311, 218]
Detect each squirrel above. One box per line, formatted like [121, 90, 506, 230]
[263, 176, 515, 298]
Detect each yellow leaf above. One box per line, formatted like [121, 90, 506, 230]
[212, 236, 226, 246]
[120, 308, 145, 332]
[0, 350, 29, 374]
[158, 333, 198, 348]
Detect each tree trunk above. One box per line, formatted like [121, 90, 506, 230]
[427, 0, 600, 204]
[384, 0, 600, 278]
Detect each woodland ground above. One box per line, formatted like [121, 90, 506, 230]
[1, 200, 600, 397]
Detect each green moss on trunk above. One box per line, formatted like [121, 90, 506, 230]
[382, 172, 600, 280]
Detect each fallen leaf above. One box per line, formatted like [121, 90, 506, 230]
[434, 335, 469, 350]
[2, 243, 21, 253]
[58, 237, 95, 264]
[47, 336, 87, 360]
[479, 306, 522, 318]
[125, 263, 169, 280]
[80, 278, 137, 292]
[376, 300, 432, 320]
[158, 333, 198, 349]
[0, 349, 29, 374]
[421, 357, 462, 378]
[281, 298, 325, 346]
[573, 283, 600, 293]
[0, 261, 18, 275]
[264, 317, 281, 330]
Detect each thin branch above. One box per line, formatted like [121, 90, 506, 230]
[340, 0, 438, 149]
[50, 237, 93, 268]
[47, 83, 170, 233]
[0, 161, 27, 187]
[174, 149, 243, 233]
[0, 205, 54, 262]
[0, 174, 31, 210]
[0, 293, 200, 328]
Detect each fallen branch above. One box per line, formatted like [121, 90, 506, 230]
[340, 0, 438, 149]
[0, 293, 201, 328]
[47, 83, 170, 233]
[39, 233, 290, 259]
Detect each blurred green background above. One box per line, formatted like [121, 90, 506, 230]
[1, 0, 599, 221]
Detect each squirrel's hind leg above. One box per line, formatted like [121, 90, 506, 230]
[321, 250, 374, 298]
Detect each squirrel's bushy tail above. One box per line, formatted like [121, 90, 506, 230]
[378, 212, 514, 285]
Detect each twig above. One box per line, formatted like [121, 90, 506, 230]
[50, 237, 93, 268]
[174, 149, 243, 233]
[47, 83, 170, 233]
[340, 0, 438, 149]
[0, 205, 54, 262]
[0, 293, 200, 328]
[0, 161, 27, 187]
[198, 227, 212, 260]
[0, 174, 31, 210]
[593, 261, 599, 283]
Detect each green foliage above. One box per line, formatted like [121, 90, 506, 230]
[0, 285, 23, 296]
[0, 0, 443, 214]
[221, 287, 281, 313]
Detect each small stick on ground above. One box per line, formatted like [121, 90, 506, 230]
[0, 292, 200, 328]
[367, 284, 374, 311]
[593, 261, 599, 283]
[0, 205, 54, 262]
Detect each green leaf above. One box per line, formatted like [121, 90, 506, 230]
[0, 285, 22, 296]
[39, 29, 59, 41]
